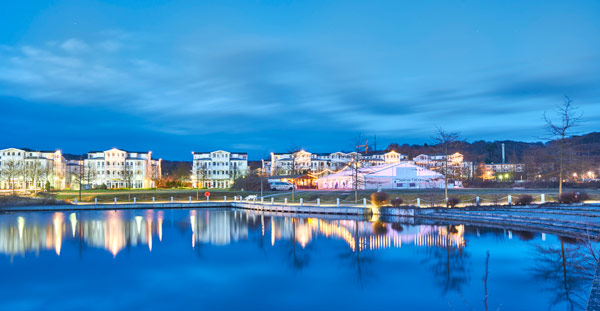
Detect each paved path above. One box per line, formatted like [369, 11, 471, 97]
[588, 262, 600, 311]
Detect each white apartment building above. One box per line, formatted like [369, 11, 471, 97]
[485, 163, 525, 174]
[83, 148, 161, 189]
[267, 150, 408, 176]
[191, 150, 248, 189]
[0, 148, 66, 190]
[413, 152, 474, 179]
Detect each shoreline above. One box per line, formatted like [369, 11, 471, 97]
[2, 201, 599, 238]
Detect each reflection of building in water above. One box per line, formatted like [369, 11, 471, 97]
[0, 210, 466, 258]
[0, 213, 66, 257]
[0, 211, 164, 257]
[262, 212, 466, 252]
[189, 210, 249, 247]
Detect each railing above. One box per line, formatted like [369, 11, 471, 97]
[69, 193, 559, 208]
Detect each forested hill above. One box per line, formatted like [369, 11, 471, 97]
[385, 132, 600, 164]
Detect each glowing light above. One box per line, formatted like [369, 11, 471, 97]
[69, 213, 77, 237]
[17, 216, 24, 241]
[52, 213, 64, 255]
[135, 216, 143, 235]
[157, 211, 164, 242]
[271, 217, 275, 246]
[146, 211, 153, 252]
[105, 211, 125, 257]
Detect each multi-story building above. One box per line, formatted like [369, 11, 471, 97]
[413, 152, 474, 179]
[83, 148, 161, 189]
[483, 163, 525, 181]
[267, 150, 408, 176]
[0, 148, 66, 190]
[191, 150, 248, 189]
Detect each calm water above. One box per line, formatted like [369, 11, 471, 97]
[0, 208, 596, 310]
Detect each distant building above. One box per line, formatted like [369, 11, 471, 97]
[84, 148, 161, 189]
[191, 150, 248, 188]
[0, 148, 66, 190]
[316, 162, 446, 190]
[484, 163, 525, 181]
[267, 150, 408, 176]
[413, 152, 474, 179]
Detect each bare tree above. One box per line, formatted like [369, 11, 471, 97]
[544, 96, 582, 196]
[434, 126, 460, 206]
[1, 159, 23, 194]
[350, 153, 365, 203]
[286, 145, 302, 201]
[85, 162, 97, 186]
[150, 161, 161, 197]
[122, 161, 135, 201]
[70, 160, 96, 201]
[350, 134, 368, 203]
[69, 160, 84, 200]
[193, 162, 208, 200]
[28, 160, 46, 193]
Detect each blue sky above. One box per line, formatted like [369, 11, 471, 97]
[1, 0, 599, 160]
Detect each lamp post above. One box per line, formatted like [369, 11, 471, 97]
[259, 169, 264, 199]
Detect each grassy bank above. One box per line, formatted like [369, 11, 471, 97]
[0, 195, 66, 207]
[47, 187, 600, 206]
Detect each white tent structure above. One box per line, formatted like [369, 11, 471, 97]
[316, 162, 446, 190]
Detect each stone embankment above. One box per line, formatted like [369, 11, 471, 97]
[407, 204, 600, 238]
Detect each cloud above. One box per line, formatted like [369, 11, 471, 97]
[0, 31, 599, 159]
[60, 39, 89, 53]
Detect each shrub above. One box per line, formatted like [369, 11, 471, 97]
[577, 192, 590, 202]
[391, 223, 404, 232]
[370, 192, 389, 207]
[515, 230, 535, 241]
[516, 194, 533, 206]
[94, 184, 108, 190]
[391, 197, 403, 207]
[372, 221, 388, 234]
[447, 197, 460, 208]
[559, 191, 590, 204]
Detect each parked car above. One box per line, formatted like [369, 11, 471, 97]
[269, 181, 295, 191]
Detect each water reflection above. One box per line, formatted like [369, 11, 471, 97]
[0, 209, 597, 311]
[0, 209, 469, 258]
[0, 210, 160, 258]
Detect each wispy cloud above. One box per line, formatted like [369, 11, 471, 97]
[0, 28, 599, 158]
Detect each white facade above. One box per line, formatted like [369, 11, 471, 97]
[0, 148, 66, 190]
[83, 148, 161, 189]
[413, 152, 474, 179]
[191, 150, 248, 189]
[268, 150, 408, 176]
[485, 163, 525, 173]
[316, 162, 445, 190]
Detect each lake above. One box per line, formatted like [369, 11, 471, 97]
[0, 208, 596, 310]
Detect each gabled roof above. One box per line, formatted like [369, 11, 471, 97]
[88, 148, 150, 154]
[193, 150, 248, 154]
